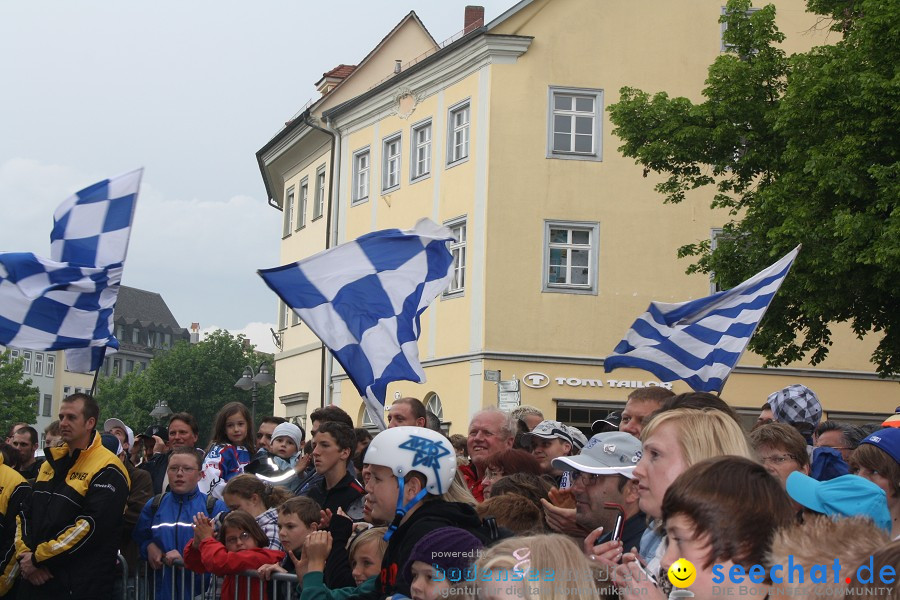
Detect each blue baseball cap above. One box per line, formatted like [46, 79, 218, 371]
[786, 472, 891, 532]
[859, 428, 900, 465]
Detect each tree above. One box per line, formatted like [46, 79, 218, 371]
[0, 350, 40, 432]
[95, 330, 275, 442]
[607, 0, 899, 377]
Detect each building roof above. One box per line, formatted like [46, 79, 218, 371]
[114, 286, 185, 332]
[321, 64, 357, 80]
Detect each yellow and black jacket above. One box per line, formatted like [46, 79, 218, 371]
[15, 430, 129, 598]
[0, 455, 30, 597]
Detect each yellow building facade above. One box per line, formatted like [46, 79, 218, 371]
[259, 0, 898, 435]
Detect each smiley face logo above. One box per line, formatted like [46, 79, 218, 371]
[667, 558, 696, 588]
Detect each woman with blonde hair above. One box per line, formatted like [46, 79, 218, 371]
[475, 533, 601, 600]
[595, 409, 753, 596]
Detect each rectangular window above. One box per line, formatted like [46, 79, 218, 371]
[43, 394, 52, 417]
[46, 354, 55, 377]
[410, 120, 432, 180]
[164, 333, 171, 348]
[444, 218, 467, 296]
[283, 187, 295, 237]
[548, 87, 603, 160]
[278, 301, 290, 331]
[382, 134, 402, 191]
[132, 327, 140, 344]
[22, 351, 31, 374]
[543, 220, 600, 295]
[297, 179, 308, 229]
[34, 352, 44, 376]
[64, 385, 72, 396]
[113, 358, 121, 377]
[313, 166, 325, 220]
[447, 102, 470, 165]
[126, 359, 134, 373]
[292, 309, 301, 326]
[9, 349, 19, 363]
[352, 149, 370, 203]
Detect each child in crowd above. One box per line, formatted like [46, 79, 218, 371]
[405, 527, 484, 600]
[183, 510, 284, 600]
[296, 526, 388, 600]
[304, 422, 365, 519]
[258, 496, 321, 581]
[349, 527, 387, 587]
[476, 533, 600, 600]
[201, 402, 255, 500]
[133, 446, 227, 600]
[222, 474, 292, 551]
[361, 426, 491, 598]
[271, 422, 305, 469]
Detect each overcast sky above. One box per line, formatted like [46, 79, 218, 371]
[0, 0, 513, 354]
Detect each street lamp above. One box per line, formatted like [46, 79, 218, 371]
[150, 399, 173, 424]
[235, 362, 275, 423]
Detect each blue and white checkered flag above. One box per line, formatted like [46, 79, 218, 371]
[0, 253, 122, 373]
[0, 169, 141, 372]
[51, 168, 142, 267]
[605, 246, 800, 392]
[258, 218, 455, 430]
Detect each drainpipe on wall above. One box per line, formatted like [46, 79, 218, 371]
[301, 113, 340, 408]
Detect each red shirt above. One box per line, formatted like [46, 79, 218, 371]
[183, 537, 284, 600]
[459, 462, 484, 502]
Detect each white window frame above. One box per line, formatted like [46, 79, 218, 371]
[22, 351, 31, 374]
[410, 119, 432, 182]
[313, 166, 326, 220]
[42, 394, 52, 417]
[278, 301, 289, 331]
[283, 186, 295, 237]
[447, 100, 471, 166]
[443, 216, 467, 297]
[382, 133, 402, 192]
[547, 87, 603, 161]
[542, 220, 600, 295]
[297, 178, 309, 230]
[34, 352, 44, 376]
[352, 148, 370, 204]
[46, 354, 55, 378]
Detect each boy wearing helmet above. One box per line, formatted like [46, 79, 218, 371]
[363, 426, 490, 598]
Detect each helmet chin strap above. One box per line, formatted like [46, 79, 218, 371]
[383, 475, 428, 541]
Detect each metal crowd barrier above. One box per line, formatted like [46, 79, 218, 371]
[132, 559, 301, 600]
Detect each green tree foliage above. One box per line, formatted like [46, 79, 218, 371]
[0, 350, 40, 432]
[607, 0, 899, 376]
[95, 330, 274, 444]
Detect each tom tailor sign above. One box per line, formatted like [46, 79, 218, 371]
[522, 372, 673, 390]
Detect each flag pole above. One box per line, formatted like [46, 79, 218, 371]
[89, 368, 101, 397]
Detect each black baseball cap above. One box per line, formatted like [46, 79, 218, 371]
[137, 424, 168, 442]
[591, 412, 622, 434]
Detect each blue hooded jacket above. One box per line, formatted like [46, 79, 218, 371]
[133, 488, 227, 600]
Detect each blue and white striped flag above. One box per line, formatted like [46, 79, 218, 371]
[0, 169, 141, 372]
[604, 246, 800, 392]
[258, 219, 455, 430]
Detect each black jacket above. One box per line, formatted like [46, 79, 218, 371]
[16, 431, 130, 599]
[377, 500, 489, 598]
[139, 451, 170, 495]
[304, 471, 365, 519]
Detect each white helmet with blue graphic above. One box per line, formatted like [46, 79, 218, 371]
[365, 426, 457, 495]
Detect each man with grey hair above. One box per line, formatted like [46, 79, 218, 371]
[461, 408, 515, 501]
[814, 420, 862, 463]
